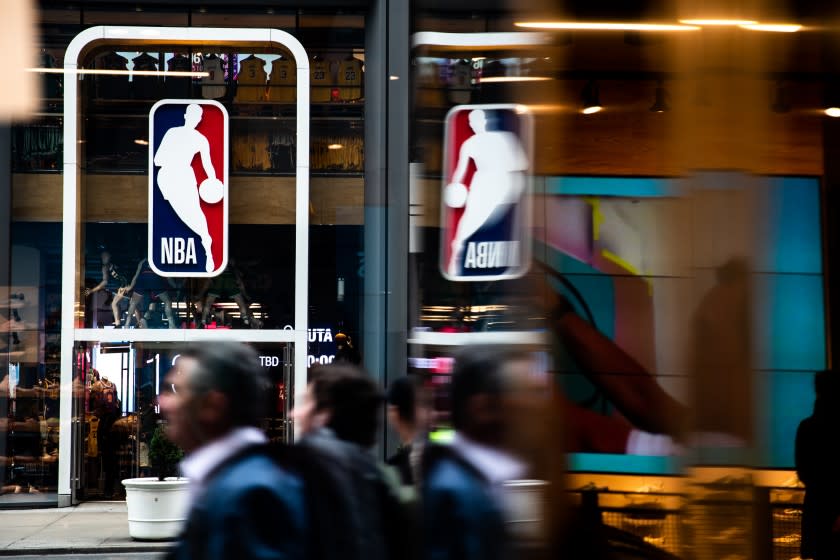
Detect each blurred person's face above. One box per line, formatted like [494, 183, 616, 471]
[290, 382, 328, 436]
[159, 357, 227, 453]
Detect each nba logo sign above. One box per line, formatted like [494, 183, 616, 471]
[440, 104, 533, 281]
[148, 99, 228, 277]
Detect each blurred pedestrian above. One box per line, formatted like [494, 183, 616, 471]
[386, 375, 429, 486]
[291, 363, 407, 560]
[796, 370, 840, 560]
[159, 341, 306, 560]
[420, 345, 531, 560]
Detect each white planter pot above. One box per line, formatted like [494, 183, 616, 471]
[122, 477, 190, 540]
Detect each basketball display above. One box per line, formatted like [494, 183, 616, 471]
[444, 182, 468, 208]
[199, 177, 224, 204]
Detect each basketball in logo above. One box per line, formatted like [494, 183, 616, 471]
[199, 178, 224, 204]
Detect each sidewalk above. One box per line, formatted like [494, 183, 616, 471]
[0, 501, 173, 556]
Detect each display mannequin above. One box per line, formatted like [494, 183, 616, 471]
[85, 250, 143, 327]
[128, 259, 178, 329]
[193, 259, 261, 328]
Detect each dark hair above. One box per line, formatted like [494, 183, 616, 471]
[814, 370, 839, 399]
[309, 363, 383, 448]
[386, 376, 417, 424]
[179, 341, 267, 428]
[450, 345, 519, 430]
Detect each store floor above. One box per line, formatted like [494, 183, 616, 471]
[0, 501, 172, 555]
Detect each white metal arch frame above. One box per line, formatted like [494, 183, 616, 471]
[59, 26, 309, 503]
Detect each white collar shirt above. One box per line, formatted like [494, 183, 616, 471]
[451, 431, 527, 487]
[179, 426, 267, 510]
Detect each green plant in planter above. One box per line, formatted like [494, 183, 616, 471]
[149, 424, 184, 481]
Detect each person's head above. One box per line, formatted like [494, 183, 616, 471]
[450, 345, 533, 447]
[184, 103, 203, 128]
[386, 376, 425, 444]
[334, 333, 361, 364]
[100, 251, 111, 264]
[814, 370, 840, 404]
[468, 109, 487, 133]
[292, 363, 383, 448]
[159, 341, 267, 453]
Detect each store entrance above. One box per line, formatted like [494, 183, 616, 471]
[70, 340, 292, 501]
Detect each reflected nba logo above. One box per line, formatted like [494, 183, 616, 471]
[148, 99, 228, 277]
[440, 104, 533, 281]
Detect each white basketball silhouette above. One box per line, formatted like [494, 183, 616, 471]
[444, 182, 468, 208]
[198, 178, 224, 204]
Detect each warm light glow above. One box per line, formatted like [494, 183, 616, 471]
[480, 76, 552, 83]
[515, 21, 700, 31]
[582, 105, 603, 114]
[825, 107, 840, 118]
[134, 139, 149, 146]
[26, 68, 210, 78]
[679, 19, 758, 26]
[328, 144, 343, 150]
[740, 23, 802, 32]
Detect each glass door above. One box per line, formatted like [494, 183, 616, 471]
[70, 340, 293, 501]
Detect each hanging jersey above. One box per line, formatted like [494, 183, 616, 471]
[96, 51, 129, 99]
[232, 131, 271, 171]
[42, 51, 62, 98]
[336, 58, 363, 101]
[310, 58, 332, 103]
[202, 56, 226, 100]
[448, 59, 472, 104]
[416, 60, 445, 108]
[267, 57, 296, 103]
[167, 54, 191, 72]
[165, 53, 191, 97]
[131, 52, 160, 100]
[236, 56, 267, 102]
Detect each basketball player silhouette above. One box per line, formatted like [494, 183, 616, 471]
[446, 109, 528, 276]
[154, 103, 217, 273]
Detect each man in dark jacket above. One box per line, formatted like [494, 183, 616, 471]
[421, 346, 530, 560]
[159, 342, 306, 560]
[291, 363, 407, 560]
[796, 370, 840, 560]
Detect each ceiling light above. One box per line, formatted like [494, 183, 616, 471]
[480, 76, 551, 83]
[515, 21, 700, 31]
[740, 23, 802, 32]
[581, 79, 602, 114]
[328, 144, 343, 150]
[679, 19, 758, 26]
[26, 68, 209, 78]
[825, 107, 840, 118]
[134, 139, 149, 146]
[650, 80, 670, 112]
